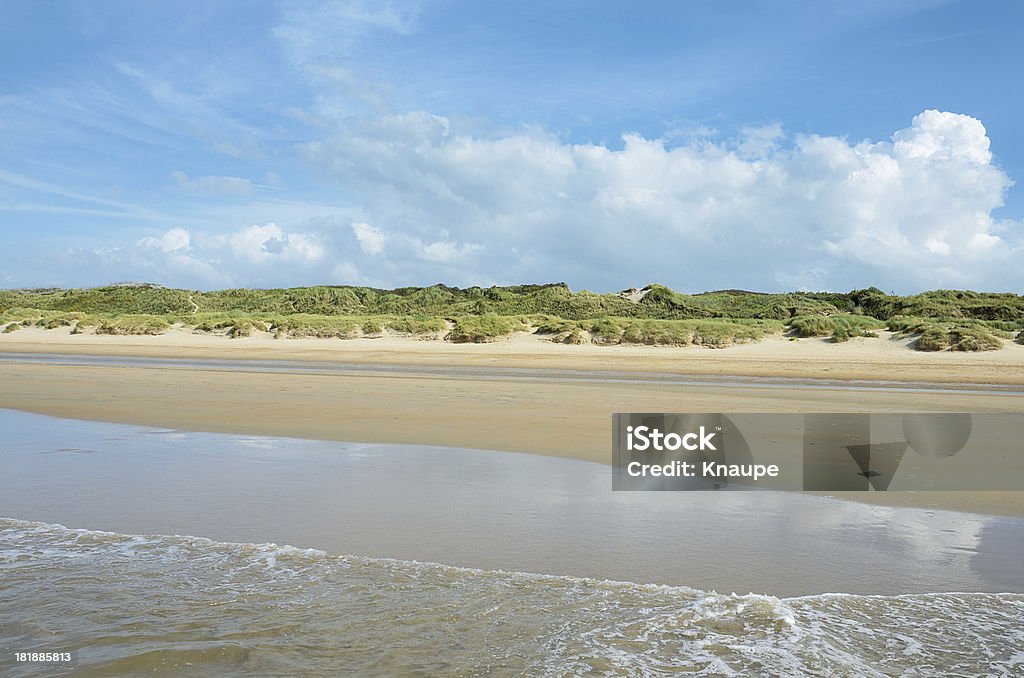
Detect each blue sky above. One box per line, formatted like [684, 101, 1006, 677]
[2, 0, 1022, 292]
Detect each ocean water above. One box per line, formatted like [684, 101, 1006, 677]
[2, 409, 1023, 675]
[2, 519, 1023, 676]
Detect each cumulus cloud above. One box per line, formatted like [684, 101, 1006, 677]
[893, 109, 993, 164]
[351, 221, 386, 255]
[137, 227, 190, 252]
[299, 109, 1021, 292]
[129, 227, 227, 286]
[42, 110, 1022, 292]
[214, 223, 324, 264]
[60, 223, 329, 289]
[350, 220, 482, 264]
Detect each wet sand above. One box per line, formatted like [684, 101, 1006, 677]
[1, 329, 1022, 516]
[4, 409, 1022, 597]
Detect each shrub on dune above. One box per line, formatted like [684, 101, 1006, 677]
[950, 327, 1003, 352]
[448, 314, 527, 343]
[561, 327, 589, 344]
[190, 316, 268, 338]
[532, 315, 578, 335]
[361, 318, 384, 335]
[385, 316, 447, 336]
[893, 318, 1003, 352]
[788, 316, 836, 337]
[589, 317, 625, 344]
[789, 314, 886, 341]
[95, 315, 171, 336]
[226, 319, 267, 338]
[588, 318, 778, 348]
[269, 315, 359, 339]
[915, 327, 951, 351]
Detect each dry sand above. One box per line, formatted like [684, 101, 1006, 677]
[1, 327, 1022, 516]
[2, 325, 1023, 383]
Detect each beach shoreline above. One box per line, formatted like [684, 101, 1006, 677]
[5, 409, 1024, 597]
[1, 327, 1022, 517]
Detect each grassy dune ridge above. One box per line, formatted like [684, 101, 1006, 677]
[1, 283, 1023, 350]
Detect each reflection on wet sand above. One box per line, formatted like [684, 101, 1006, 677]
[2, 409, 1021, 597]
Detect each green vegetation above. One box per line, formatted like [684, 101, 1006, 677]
[912, 325, 1003, 352]
[264, 315, 361, 339]
[590, 318, 782, 347]
[849, 288, 1024, 322]
[885, 316, 1011, 352]
[361, 318, 384, 336]
[448, 314, 529, 343]
[562, 327, 588, 345]
[383, 316, 447, 336]
[1, 282, 1021, 351]
[532, 315, 579, 335]
[950, 327, 1004, 352]
[789, 314, 888, 343]
[95, 314, 171, 336]
[912, 326, 1004, 352]
[0, 282, 872, 320]
[193, 317, 269, 338]
[915, 326, 952, 351]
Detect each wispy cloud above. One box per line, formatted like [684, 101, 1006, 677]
[113, 62, 274, 155]
[171, 171, 253, 197]
[0, 169, 167, 222]
[274, 0, 423, 64]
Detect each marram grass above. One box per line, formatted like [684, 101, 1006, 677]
[1, 283, 1022, 351]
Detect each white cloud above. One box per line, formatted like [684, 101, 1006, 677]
[171, 171, 253, 197]
[33, 111, 1022, 293]
[737, 123, 785, 159]
[349, 220, 480, 264]
[137, 227, 190, 252]
[925, 237, 951, 256]
[275, 0, 421, 65]
[418, 239, 482, 264]
[351, 221, 386, 255]
[123, 228, 228, 287]
[63, 223, 329, 289]
[893, 109, 992, 164]
[298, 109, 1021, 292]
[217, 223, 324, 264]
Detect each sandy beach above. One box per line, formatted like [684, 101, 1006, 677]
[2, 325, 1023, 383]
[1, 327, 1022, 516]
